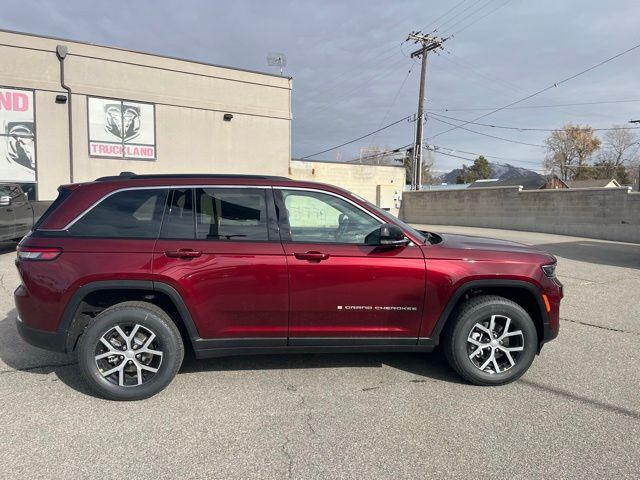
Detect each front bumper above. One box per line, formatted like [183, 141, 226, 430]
[16, 315, 66, 353]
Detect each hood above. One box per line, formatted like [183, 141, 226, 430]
[427, 233, 556, 262]
[439, 233, 535, 252]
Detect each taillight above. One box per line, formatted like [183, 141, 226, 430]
[17, 247, 62, 261]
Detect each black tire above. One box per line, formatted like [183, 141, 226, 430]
[443, 295, 538, 386]
[77, 301, 184, 400]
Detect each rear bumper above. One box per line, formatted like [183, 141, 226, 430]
[16, 315, 66, 353]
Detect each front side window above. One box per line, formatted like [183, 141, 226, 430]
[280, 189, 381, 244]
[69, 189, 168, 238]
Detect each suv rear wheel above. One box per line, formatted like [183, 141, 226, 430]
[443, 295, 538, 385]
[77, 301, 184, 400]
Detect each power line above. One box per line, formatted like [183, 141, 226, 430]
[447, 0, 514, 36]
[306, 56, 413, 116]
[427, 98, 640, 112]
[431, 144, 543, 166]
[435, 0, 487, 33]
[438, 0, 496, 36]
[299, 115, 413, 159]
[372, 65, 416, 144]
[422, 0, 469, 32]
[305, 47, 405, 101]
[427, 114, 546, 147]
[428, 40, 640, 140]
[429, 111, 640, 132]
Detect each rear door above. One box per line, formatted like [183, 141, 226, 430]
[276, 188, 426, 344]
[152, 186, 289, 344]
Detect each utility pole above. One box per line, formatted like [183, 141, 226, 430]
[407, 32, 446, 190]
[631, 120, 640, 191]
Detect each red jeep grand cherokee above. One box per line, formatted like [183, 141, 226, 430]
[15, 173, 561, 400]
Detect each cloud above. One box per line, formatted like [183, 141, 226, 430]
[3, 0, 639, 172]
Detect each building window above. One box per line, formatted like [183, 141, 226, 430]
[88, 97, 156, 160]
[0, 87, 36, 184]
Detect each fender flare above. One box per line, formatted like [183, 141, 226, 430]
[421, 279, 548, 344]
[59, 280, 200, 352]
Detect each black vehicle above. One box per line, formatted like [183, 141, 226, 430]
[0, 183, 36, 242]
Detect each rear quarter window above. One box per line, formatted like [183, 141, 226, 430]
[68, 189, 168, 238]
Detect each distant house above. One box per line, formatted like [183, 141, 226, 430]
[467, 174, 568, 190]
[566, 179, 621, 189]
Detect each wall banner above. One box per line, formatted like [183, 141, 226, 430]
[88, 97, 156, 160]
[0, 87, 36, 182]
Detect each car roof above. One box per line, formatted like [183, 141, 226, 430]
[94, 172, 290, 182]
[44, 173, 365, 231]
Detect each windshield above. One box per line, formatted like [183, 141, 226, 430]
[361, 199, 427, 244]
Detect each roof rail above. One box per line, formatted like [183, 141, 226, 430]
[94, 172, 290, 181]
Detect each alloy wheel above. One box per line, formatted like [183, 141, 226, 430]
[466, 315, 524, 374]
[94, 324, 163, 387]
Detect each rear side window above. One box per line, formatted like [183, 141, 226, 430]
[160, 187, 270, 241]
[68, 189, 168, 238]
[160, 188, 195, 239]
[34, 187, 72, 230]
[195, 188, 268, 241]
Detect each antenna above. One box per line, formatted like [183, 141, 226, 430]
[267, 52, 287, 76]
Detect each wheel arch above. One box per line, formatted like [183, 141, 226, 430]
[60, 280, 200, 353]
[425, 279, 549, 346]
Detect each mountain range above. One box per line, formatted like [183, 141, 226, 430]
[436, 162, 540, 184]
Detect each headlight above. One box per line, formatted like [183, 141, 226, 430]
[541, 263, 556, 277]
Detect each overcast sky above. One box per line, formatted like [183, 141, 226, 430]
[3, 0, 640, 174]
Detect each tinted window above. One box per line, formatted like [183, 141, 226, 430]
[280, 189, 381, 244]
[195, 188, 268, 241]
[34, 186, 72, 230]
[69, 189, 167, 238]
[160, 188, 195, 239]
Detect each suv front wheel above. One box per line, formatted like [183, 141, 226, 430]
[443, 295, 538, 385]
[77, 301, 184, 400]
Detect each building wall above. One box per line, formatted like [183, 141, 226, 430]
[289, 160, 406, 215]
[0, 30, 291, 200]
[400, 186, 640, 244]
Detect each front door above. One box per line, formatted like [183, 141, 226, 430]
[0, 185, 16, 240]
[152, 187, 289, 344]
[10, 185, 33, 237]
[275, 188, 426, 344]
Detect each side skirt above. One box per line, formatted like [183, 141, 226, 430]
[192, 337, 436, 359]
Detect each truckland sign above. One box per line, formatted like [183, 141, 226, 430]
[88, 97, 156, 159]
[0, 87, 36, 182]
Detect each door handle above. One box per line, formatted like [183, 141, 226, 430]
[294, 251, 330, 262]
[165, 248, 202, 259]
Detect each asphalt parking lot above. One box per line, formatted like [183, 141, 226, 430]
[1, 226, 639, 479]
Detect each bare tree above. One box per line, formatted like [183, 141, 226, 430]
[544, 124, 601, 181]
[593, 127, 640, 184]
[403, 147, 435, 185]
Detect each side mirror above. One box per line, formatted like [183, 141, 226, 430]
[365, 223, 409, 247]
[0, 195, 11, 207]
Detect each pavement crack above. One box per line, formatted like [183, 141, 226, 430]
[560, 317, 639, 336]
[280, 434, 293, 479]
[285, 383, 317, 436]
[0, 272, 13, 297]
